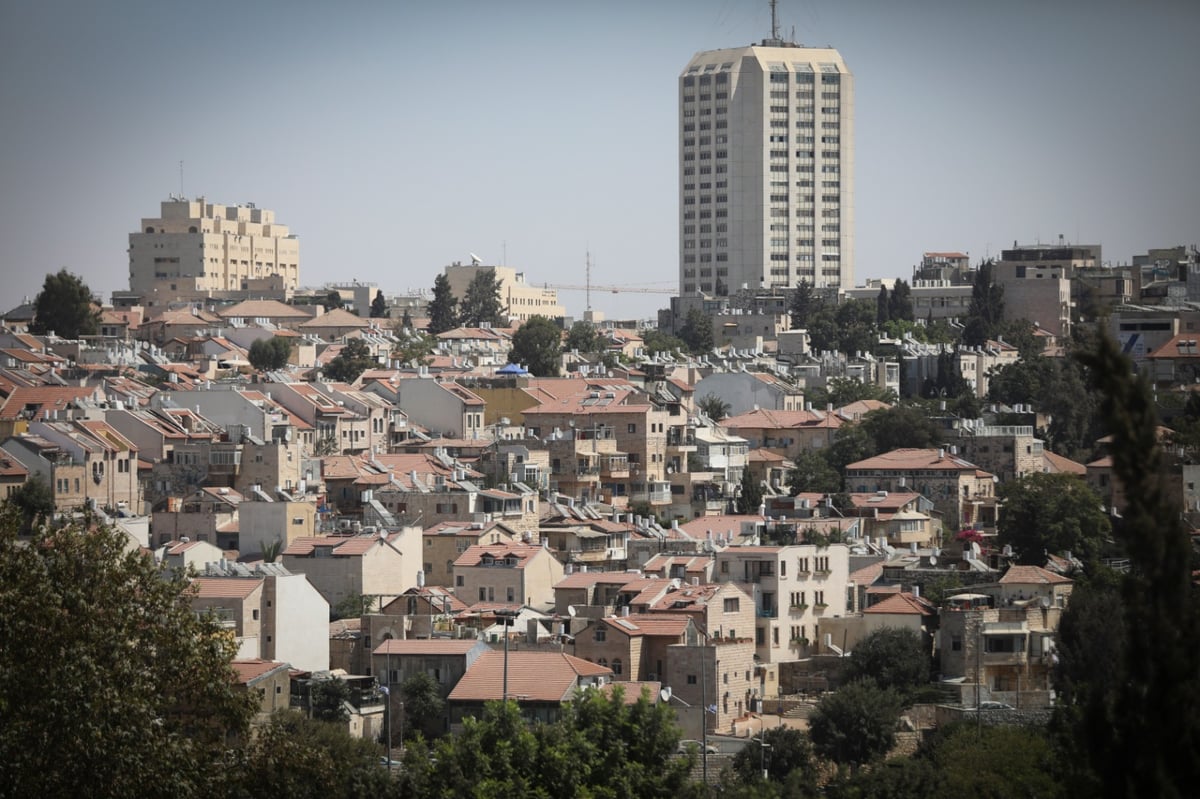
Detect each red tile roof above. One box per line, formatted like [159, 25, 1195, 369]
[454, 543, 547, 569]
[846, 448, 989, 474]
[192, 576, 263, 598]
[998, 565, 1073, 585]
[373, 639, 482, 656]
[448, 651, 611, 703]
[231, 659, 289, 684]
[722, 408, 844, 430]
[863, 592, 935, 616]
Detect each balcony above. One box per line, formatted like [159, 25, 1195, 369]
[599, 455, 629, 478]
[757, 607, 778, 619]
[813, 603, 828, 614]
[789, 603, 809, 613]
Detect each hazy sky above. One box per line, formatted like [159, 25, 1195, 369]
[1, 0, 1197, 321]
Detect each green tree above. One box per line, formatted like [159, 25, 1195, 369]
[840, 628, 929, 700]
[29, 267, 100, 339]
[790, 280, 816, 330]
[824, 376, 897, 407]
[1064, 335, 1200, 797]
[731, 725, 817, 787]
[988, 353, 1099, 457]
[310, 677, 351, 723]
[249, 335, 292, 371]
[401, 688, 691, 798]
[322, 337, 378, 383]
[809, 681, 903, 770]
[391, 329, 435, 367]
[737, 467, 764, 515]
[698, 393, 732, 421]
[369, 289, 388, 318]
[679, 307, 714, 354]
[642, 327, 687, 355]
[835, 299, 880, 356]
[788, 449, 842, 495]
[0, 510, 256, 798]
[876, 284, 891, 326]
[233, 710, 390, 799]
[508, 315, 562, 377]
[400, 671, 445, 741]
[459, 268, 506, 328]
[427, 273, 459, 335]
[6, 474, 54, 531]
[925, 723, 1063, 799]
[888, 279, 914, 322]
[997, 472, 1111, 565]
[400, 306, 414, 330]
[962, 261, 1004, 347]
[859, 405, 942, 454]
[565, 320, 601, 354]
[323, 290, 344, 311]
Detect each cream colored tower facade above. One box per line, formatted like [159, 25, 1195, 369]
[443, 263, 565, 323]
[129, 198, 300, 304]
[679, 41, 854, 296]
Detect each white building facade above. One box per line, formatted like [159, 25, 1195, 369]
[679, 40, 854, 297]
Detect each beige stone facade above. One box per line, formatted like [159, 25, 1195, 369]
[129, 198, 299, 305]
[443, 263, 565, 323]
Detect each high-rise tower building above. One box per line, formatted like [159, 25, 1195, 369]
[678, 36, 853, 297]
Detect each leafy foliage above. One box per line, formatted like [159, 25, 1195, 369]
[858, 405, 942, 454]
[369, 289, 388, 318]
[790, 280, 816, 330]
[231, 710, 390, 799]
[400, 671, 445, 741]
[311, 677, 351, 723]
[962, 261, 1004, 347]
[808, 299, 879, 356]
[730, 725, 817, 788]
[808, 681, 903, 769]
[997, 472, 1111, 565]
[565, 320, 601, 354]
[322, 337, 378, 383]
[679, 307, 714, 354]
[988, 352, 1100, 457]
[698, 393, 732, 421]
[400, 687, 691, 798]
[427, 274, 459, 335]
[6, 473, 54, 531]
[459, 268, 507, 328]
[0, 510, 256, 797]
[324, 290, 345, 311]
[787, 449, 842, 495]
[391, 329, 436, 367]
[249, 335, 293, 371]
[29, 267, 100, 339]
[642, 327, 687, 355]
[1063, 334, 1200, 797]
[736, 467, 764, 514]
[508, 315, 562, 377]
[840, 628, 929, 701]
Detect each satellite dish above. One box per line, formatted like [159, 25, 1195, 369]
[1040, 596, 1051, 609]
[567, 605, 577, 618]
[469, 252, 482, 265]
[928, 555, 937, 566]
[660, 686, 672, 702]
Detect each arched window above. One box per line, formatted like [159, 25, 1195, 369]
[612, 658, 623, 676]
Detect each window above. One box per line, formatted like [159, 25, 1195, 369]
[723, 597, 739, 612]
[506, 587, 515, 602]
[756, 627, 765, 645]
[687, 674, 698, 685]
[594, 625, 606, 642]
[612, 658, 623, 676]
[252, 609, 259, 621]
[456, 575, 464, 587]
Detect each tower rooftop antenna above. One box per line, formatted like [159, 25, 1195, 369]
[770, 0, 779, 42]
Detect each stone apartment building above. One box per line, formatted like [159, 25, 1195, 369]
[453, 542, 565, 612]
[956, 424, 1044, 484]
[845, 448, 998, 534]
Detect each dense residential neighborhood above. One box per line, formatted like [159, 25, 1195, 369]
[2, 2, 1198, 794]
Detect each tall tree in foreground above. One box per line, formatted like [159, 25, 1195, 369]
[962, 260, 1004, 347]
[808, 680, 903, 771]
[508, 315, 562, 377]
[736, 467, 764, 515]
[1057, 335, 1200, 798]
[29, 267, 101, 339]
[790, 279, 816, 330]
[426, 273, 459, 335]
[369, 289, 388, 318]
[459, 268, 506, 328]
[0, 509, 255, 797]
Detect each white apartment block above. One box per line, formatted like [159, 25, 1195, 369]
[679, 40, 854, 297]
[129, 197, 300, 304]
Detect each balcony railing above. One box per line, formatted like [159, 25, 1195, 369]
[757, 607, 778, 619]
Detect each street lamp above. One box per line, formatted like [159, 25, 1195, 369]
[757, 715, 772, 781]
[380, 685, 391, 767]
[495, 608, 520, 702]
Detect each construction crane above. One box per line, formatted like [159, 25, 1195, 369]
[545, 283, 675, 294]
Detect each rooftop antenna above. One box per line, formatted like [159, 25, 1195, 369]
[179, 160, 184, 199]
[770, 0, 780, 42]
